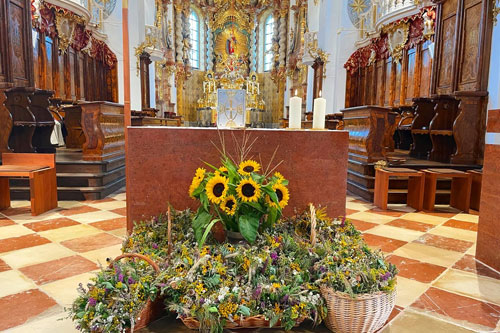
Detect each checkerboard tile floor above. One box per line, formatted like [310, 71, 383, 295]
[0, 191, 499, 332]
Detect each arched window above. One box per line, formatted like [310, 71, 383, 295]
[263, 14, 275, 72]
[188, 9, 200, 69]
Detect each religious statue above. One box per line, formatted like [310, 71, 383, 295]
[226, 31, 237, 55]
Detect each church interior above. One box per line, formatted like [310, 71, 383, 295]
[1, 0, 500, 331]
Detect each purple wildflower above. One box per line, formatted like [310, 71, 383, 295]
[158, 283, 166, 288]
[281, 294, 289, 304]
[381, 272, 392, 281]
[118, 273, 124, 282]
[260, 301, 266, 309]
[128, 277, 135, 284]
[200, 298, 205, 305]
[152, 243, 159, 249]
[319, 266, 327, 273]
[253, 285, 262, 299]
[270, 252, 278, 262]
[340, 216, 346, 227]
[261, 258, 269, 274]
[88, 297, 97, 306]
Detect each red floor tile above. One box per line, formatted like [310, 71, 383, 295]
[23, 218, 80, 232]
[362, 234, 407, 253]
[386, 219, 436, 232]
[345, 208, 359, 215]
[0, 289, 57, 331]
[19, 255, 98, 285]
[366, 208, 407, 217]
[0, 217, 15, 227]
[411, 287, 500, 329]
[350, 219, 378, 231]
[90, 217, 126, 231]
[0, 234, 51, 253]
[61, 232, 122, 253]
[453, 254, 500, 280]
[0, 258, 10, 273]
[387, 254, 446, 283]
[111, 207, 127, 216]
[0, 206, 32, 216]
[58, 205, 100, 216]
[443, 219, 478, 232]
[413, 234, 473, 253]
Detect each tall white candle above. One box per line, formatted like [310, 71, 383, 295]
[289, 90, 302, 129]
[312, 91, 326, 129]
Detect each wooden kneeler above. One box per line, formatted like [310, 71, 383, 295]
[0, 153, 58, 216]
[422, 168, 472, 213]
[374, 167, 425, 211]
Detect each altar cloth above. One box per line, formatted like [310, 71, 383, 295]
[126, 127, 349, 229]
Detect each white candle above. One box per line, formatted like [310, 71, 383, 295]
[289, 90, 302, 129]
[312, 91, 326, 130]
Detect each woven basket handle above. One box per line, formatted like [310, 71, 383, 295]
[310, 204, 317, 247]
[108, 253, 160, 273]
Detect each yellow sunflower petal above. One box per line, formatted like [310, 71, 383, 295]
[220, 195, 237, 216]
[238, 160, 261, 176]
[236, 178, 261, 202]
[272, 183, 290, 209]
[205, 175, 229, 204]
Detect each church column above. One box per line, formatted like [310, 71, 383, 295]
[206, 24, 214, 71]
[174, 3, 183, 63]
[250, 25, 257, 73]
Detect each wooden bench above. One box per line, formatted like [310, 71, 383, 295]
[0, 153, 57, 216]
[374, 167, 425, 211]
[422, 168, 471, 213]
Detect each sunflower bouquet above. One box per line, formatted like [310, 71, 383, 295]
[188, 156, 290, 246]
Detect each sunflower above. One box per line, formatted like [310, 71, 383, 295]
[236, 178, 261, 202]
[215, 166, 228, 176]
[189, 168, 206, 198]
[220, 195, 237, 216]
[273, 171, 285, 183]
[266, 183, 289, 209]
[238, 160, 261, 176]
[205, 175, 229, 204]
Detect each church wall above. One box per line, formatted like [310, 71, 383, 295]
[102, 0, 124, 104]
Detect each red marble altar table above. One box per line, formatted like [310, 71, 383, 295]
[126, 127, 349, 230]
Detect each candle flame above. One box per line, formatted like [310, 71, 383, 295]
[295, 89, 297, 96]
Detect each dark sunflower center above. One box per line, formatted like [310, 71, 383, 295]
[213, 183, 225, 197]
[242, 183, 256, 197]
[226, 200, 235, 210]
[276, 189, 283, 202]
[243, 166, 254, 173]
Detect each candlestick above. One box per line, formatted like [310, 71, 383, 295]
[289, 90, 302, 129]
[312, 91, 326, 130]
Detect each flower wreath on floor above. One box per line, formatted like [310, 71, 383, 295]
[68, 136, 397, 333]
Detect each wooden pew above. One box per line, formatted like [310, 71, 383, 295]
[80, 102, 124, 161]
[4, 87, 37, 153]
[340, 106, 399, 162]
[410, 98, 435, 159]
[396, 106, 415, 150]
[30, 89, 55, 153]
[429, 95, 460, 163]
[63, 103, 86, 149]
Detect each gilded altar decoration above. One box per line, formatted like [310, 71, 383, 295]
[55, 12, 77, 52]
[385, 22, 409, 63]
[493, 0, 500, 25]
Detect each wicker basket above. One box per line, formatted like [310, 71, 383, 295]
[180, 314, 305, 330]
[320, 285, 396, 333]
[108, 253, 165, 333]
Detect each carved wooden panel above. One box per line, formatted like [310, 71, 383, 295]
[406, 48, 416, 104]
[0, 0, 5, 82]
[376, 60, 385, 105]
[420, 40, 432, 97]
[69, 48, 76, 100]
[458, 1, 482, 91]
[9, 0, 32, 87]
[437, 16, 456, 93]
[359, 69, 366, 105]
[45, 36, 54, 91]
[384, 57, 392, 106]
